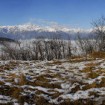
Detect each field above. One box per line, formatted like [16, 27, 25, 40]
[0, 57, 105, 105]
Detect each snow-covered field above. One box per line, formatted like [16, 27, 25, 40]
[0, 58, 105, 105]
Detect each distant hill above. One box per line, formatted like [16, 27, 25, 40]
[0, 24, 92, 40]
[0, 37, 17, 43]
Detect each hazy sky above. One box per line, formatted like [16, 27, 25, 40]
[0, 0, 105, 28]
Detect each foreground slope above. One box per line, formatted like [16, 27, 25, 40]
[0, 58, 105, 105]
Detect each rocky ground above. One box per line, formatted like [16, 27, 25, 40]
[0, 58, 105, 105]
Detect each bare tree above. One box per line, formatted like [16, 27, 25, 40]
[76, 33, 95, 59]
[1, 37, 73, 61]
[92, 16, 105, 51]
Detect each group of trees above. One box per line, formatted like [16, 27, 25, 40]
[1, 16, 105, 60]
[1, 39, 72, 60]
[92, 16, 105, 51]
[76, 16, 105, 57]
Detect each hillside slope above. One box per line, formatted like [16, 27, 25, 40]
[0, 58, 105, 104]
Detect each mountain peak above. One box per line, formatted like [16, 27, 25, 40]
[0, 24, 92, 40]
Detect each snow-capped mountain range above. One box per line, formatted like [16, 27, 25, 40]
[0, 23, 93, 40]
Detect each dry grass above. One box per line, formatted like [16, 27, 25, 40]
[88, 72, 99, 79]
[69, 58, 94, 63]
[90, 51, 105, 59]
[29, 74, 61, 89]
[0, 61, 19, 71]
[58, 98, 96, 105]
[0, 59, 105, 105]
[82, 77, 105, 90]
[85, 62, 100, 67]
[0, 81, 4, 85]
[46, 60, 62, 66]
[82, 66, 93, 73]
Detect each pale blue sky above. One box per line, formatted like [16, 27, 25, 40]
[0, 0, 105, 28]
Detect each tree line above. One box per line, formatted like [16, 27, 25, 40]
[1, 16, 105, 60]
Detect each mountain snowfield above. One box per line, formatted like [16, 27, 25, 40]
[0, 23, 92, 40]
